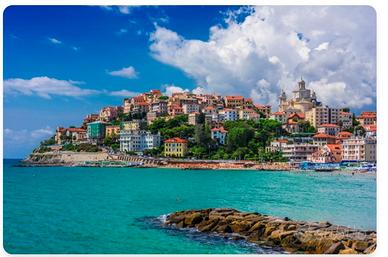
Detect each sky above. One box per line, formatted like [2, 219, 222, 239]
[3, 5, 376, 158]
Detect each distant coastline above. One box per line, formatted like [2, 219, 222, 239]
[16, 151, 375, 176]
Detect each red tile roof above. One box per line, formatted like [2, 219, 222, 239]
[164, 137, 188, 143]
[271, 111, 285, 116]
[319, 123, 339, 128]
[67, 128, 86, 133]
[313, 133, 336, 139]
[211, 127, 228, 133]
[225, 95, 244, 100]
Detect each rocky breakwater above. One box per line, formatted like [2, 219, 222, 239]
[164, 208, 376, 254]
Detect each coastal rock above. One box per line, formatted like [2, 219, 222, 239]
[324, 242, 345, 254]
[163, 208, 376, 254]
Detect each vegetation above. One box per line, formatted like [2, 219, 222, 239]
[103, 134, 120, 151]
[61, 143, 100, 152]
[147, 115, 195, 139]
[297, 120, 316, 133]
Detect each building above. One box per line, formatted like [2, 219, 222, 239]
[146, 111, 159, 125]
[105, 125, 120, 137]
[99, 106, 122, 121]
[119, 130, 161, 152]
[254, 104, 271, 118]
[121, 120, 146, 131]
[305, 106, 339, 128]
[327, 144, 342, 162]
[266, 139, 289, 152]
[82, 114, 99, 128]
[336, 131, 353, 143]
[317, 124, 340, 136]
[282, 143, 319, 163]
[224, 96, 244, 108]
[188, 113, 200, 126]
[211, 127, 228, 145]
[182, 103, 200, 114]
[219, 108, 238, 121]
[270, 111, 287, 124]
[307, 145, 336, 163]
[363, 124, 377, 137]
[164, 137, 188, 157]
[168, 104, 184, 116]
[151, 100, 168, 115]
[342, 137, 376, 162]
[55, 127, 87, 145]
[339, 111, 353, 129]
[357, 112, 376, 126]
[312, 133, 337, 146]
[278, 78, 318, 113]
[87, 121, 107, 142]
[238, 109, 259, 120]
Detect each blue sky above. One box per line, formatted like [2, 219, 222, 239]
[3, 6, 376, 158]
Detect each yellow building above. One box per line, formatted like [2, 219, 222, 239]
[105, 125, 120, 137]
[164, 137, 188, 157]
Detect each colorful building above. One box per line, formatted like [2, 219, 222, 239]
[211, 127, 228, 145]
[164, 137, 188, 157]
[105, 125, 120, 137]
[224, 95, 244, 108]
[87, 121, 107, 142]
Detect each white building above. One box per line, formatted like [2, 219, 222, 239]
[317, 124, 340, 136]
[119, 130, 161, 152]
[342, 137, 376, 162]
[282, 143, 319, 163]
[182, 103, 200, 114]
[219, 108, 238, 121]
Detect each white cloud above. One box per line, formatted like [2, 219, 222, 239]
[108, 66, 138, 79]
[315, 42, 329, 51]
[4, 127, 53, 144]
[100, 5, 137, 15]
[109, 89, 140, 97]
[149, 6, 376, 109]
[162, 84, 189, 96]
[116, 28, 128, 35]
[4, 77, 99, 99]
[48, 37, 62, 44]
[72, 46, 80, 51]
[4, 127, 55, 158]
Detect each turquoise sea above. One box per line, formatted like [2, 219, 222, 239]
[3, 159, 376, 254]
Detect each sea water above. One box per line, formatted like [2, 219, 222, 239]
[3, 159, 376, 254]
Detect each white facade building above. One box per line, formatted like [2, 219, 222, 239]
[219, 109, 238, 121]
[119, 130, 161, 152]
[342, 137, 376, 162]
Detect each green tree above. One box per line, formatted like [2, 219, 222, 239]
[298, 120, 316, 133]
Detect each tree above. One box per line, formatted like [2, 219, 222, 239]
[298, 120, 316, 133]
[226, 126, 254, 152]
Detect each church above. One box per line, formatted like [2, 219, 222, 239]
[278, 78, 321, 114]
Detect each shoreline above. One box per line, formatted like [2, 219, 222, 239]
[17, 151, 376, 175]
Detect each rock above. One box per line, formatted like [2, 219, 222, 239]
[197, 219, 218, 232]
[324, 242, 345, 254]
[352, 240, 370, 252]
[229, 220, 254, 234]
[184, 213, 203, 226]
[164, 208, 376, 254]
[363, 243, 376, 254]
[339, 247, 358, 254]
